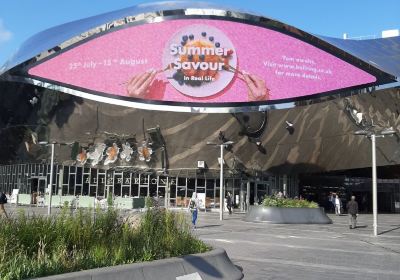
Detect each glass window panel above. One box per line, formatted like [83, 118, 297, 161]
[177, 177, 186, 186]
[63, 166, 69, 182]
[177, 186, 186, 197]
[76, 167, 83, 184]
[149, 185, 157, 197]
[89, 184, 97, 197]
[68, 175, 75, 195]
[75, 185, 82, 196]
[187, 178, 195, 190]
[83, 175, 90, 195]
[62, 185, 68, 196]
[121, 186, 130, 197]
[131, 185, 139, 197]
[170, 185, 176, 198]
[197, 178, 205, 187]
[139, 187, 148, 197]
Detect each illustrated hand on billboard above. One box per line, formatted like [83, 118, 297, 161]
[126, 70, 158, 98]
[240, 72, 270, 101]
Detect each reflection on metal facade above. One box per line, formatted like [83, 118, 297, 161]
[319, 35, 400, 78]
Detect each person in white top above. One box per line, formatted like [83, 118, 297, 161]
[335, 194, 342, 215]
[188, 192, 199, 228]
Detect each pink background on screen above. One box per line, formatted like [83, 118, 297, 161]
[29, 19, 376, 104]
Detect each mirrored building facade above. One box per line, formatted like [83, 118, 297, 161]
[0, 2, 399, 211]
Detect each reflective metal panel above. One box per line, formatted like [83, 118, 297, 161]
[317, 35, 400, 78]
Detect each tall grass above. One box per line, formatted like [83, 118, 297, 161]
[0, 207, 209, 280]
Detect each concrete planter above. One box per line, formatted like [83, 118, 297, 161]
[33, 248, 243, 280]
[245, 205, 332, 224]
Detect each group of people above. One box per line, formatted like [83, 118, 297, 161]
[329, 193, 343, 215]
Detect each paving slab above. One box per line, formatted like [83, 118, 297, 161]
[194, 212, 400, 280]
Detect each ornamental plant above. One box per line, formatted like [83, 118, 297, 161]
[262, 196, 319, 208]
[0, 207, 209, 280]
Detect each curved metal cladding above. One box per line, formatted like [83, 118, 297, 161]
[317, 35, 400, 79]
[1, 79, 399, 173]
[0, 1, 396, 113]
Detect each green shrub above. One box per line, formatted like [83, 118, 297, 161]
[0, 207, 209, 280]
[144, 196, 154, 208]
[262, 196, 318, 208]
[107, 192, 113, 207]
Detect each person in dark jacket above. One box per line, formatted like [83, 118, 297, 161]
[0, 191, 8, 219]
[226, 192, 233, 215]
[346, 196, 358, 229]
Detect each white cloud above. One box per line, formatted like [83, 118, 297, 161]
[0, 19, 12, 44]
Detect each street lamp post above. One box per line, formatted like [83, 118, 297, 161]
[207, 140, 234, 221]
[355, 128, 396, 236]
[371, 134, 377, 236]
[48, 143, 55, 216]
[219, 144, 224, 221]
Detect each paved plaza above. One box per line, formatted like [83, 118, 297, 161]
[195, 211, 400, 280]
[3, 205, 400, 280]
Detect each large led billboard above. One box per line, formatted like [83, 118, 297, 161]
[28, 19, 377, 110]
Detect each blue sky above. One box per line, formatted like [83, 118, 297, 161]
[0, 0, 399, 66]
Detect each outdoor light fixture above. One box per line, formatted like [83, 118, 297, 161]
[354, 130, 369, 135]
[285, 120, 293, 128]
[29, 96, 38, 105]
[197, 160, 205, 169]
[285, 121, 294, 134]
[380, 127, 396, 135]
[344, 98, 372, 130]
[352, 110, 363, 124]
[207, 140, 235, 221]
[354, 127, 396, 236]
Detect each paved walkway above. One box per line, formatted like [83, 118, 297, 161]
[3, 205, 400, 279]
[194, 212, 400, 280]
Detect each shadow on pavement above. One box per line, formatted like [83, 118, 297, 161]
[379, 226, 400, 235]
[182, 255, 223, 278]
[235, 265, 243, 272]
[198, 224, 222, 229]
[355, 225, 368, 229]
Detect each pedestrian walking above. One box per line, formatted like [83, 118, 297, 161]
[188, 192, 199, 228]
[226, 192, 233, 215]
[335, 194, 342, 215]
[347, 196, 359, 229]
[0, 191, 8, 219]
[328, 193, 335, 213]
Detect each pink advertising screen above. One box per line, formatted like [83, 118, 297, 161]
[29, 19, 377, 107]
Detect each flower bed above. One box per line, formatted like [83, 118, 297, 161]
[262, 196, 319, 208]
[244, 196, 331, 224]
[0, 208, 210, 280]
